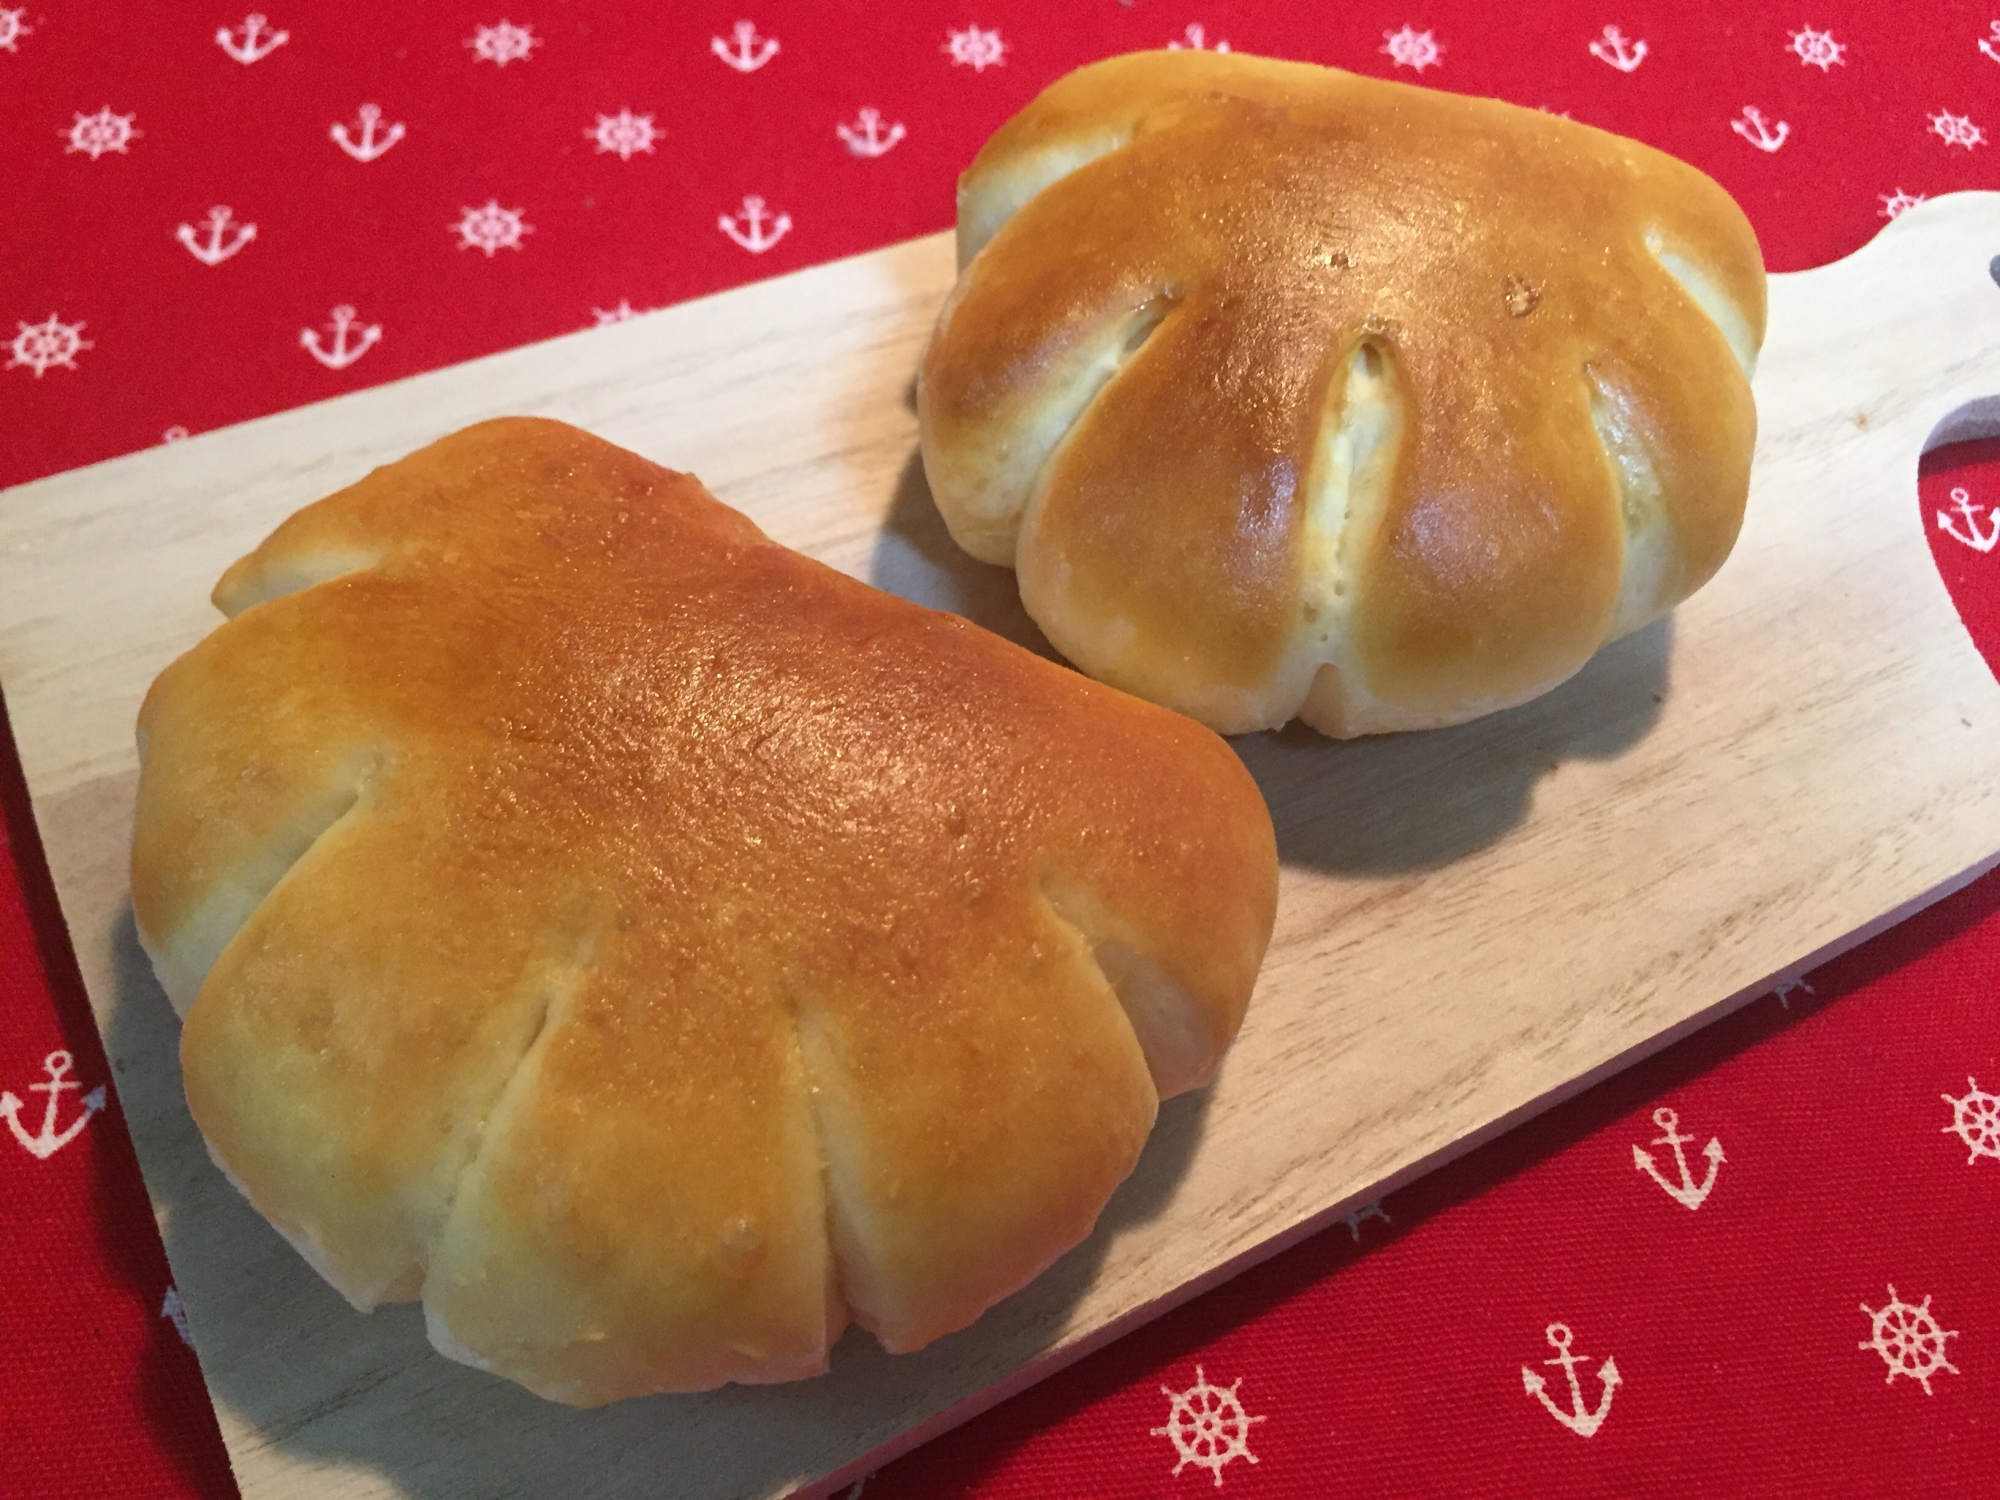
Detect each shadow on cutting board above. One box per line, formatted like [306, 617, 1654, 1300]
[107, 902, 1211, 1500]
[1241, 616, 1673, 874]
[871, 448, 1065, 663]
[872, 445, 1674, 878]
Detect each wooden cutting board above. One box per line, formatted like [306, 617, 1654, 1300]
[5, 192, 2000, 1500]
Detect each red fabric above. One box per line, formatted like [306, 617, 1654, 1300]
[3, 4, 1999, 1497]
[1928, 438, 2000, 681]
[6, 2, 2000, 486]
[0, 701, 235, 1499]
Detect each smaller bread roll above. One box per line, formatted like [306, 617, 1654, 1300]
[919, 50, 1767, 736]
[131, 418, 1278, 1406]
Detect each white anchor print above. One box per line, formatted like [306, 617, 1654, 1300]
[176, 205, 256, 265]
[1732, 105, 1790, 152]
[712, 20, 778, 72]
[2, 1051, 105, 1159]
[1588, 24, 1647, 72]
[162, 1286, 196, 1348]
[718, 195, 790, 253]
[331, 104, 405, 162]
[1521, 1323, 1621, 1437]
[1773, 976, 1817, 1008]
[1937, 487, 2000, 552]
[1339, 1199, 1390, 1241]
[215, 13, 288, 64]
[1167, 24, 1229, 53]
[1631, 1106, 1724, 1209]
[837, 108, 905, 158]
[300, 305, 381, 370]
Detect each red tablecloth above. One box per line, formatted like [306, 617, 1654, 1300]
[4, 4, 1998, 1496]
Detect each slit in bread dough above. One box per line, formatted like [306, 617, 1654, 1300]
[1293, 338, 1407, 737]
[423, 922, 847, 1399]
[1038, 871, 1213, 1100]
[215, 547, 383, 617]
[1006, 293, 1191, 681]
[785, 993, 867, 1354]
[801, 872, 1163, 1357]
[142, 750, 380, 1017]
[421, 914, 601, 1369]
[1585, 366, 1676, 641]
[1645, 228, 1758, 379]
[957, 126, 1141, 266]
[1025, 290, 1180, 521]
[934, 290, 1182, 568]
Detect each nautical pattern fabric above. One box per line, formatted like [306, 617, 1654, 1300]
[2, 4, 1997, 1497]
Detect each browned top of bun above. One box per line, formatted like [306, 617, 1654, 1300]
[132, 417, 1277, 1404]
[920, 51, 1765, 735]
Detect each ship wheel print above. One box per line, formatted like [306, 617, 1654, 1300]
[1860, 1286, 1960, 1395]
[1943, 1077, 2000, 1164]
[1151, 1364, 1265, 1486]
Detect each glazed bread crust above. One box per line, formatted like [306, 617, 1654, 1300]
[132, 418, 1277, 1405]
[919, 50, 1766, 735]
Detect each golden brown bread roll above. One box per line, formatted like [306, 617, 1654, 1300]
[919, 50, 1767, 736]
[131, 417, 1277, 1405]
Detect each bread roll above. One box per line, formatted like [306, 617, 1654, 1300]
[919, 50, 1766, 735]
[132, 418, 1277, 1405]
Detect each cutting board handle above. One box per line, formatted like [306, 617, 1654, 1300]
[1760, 191, 2000, 455]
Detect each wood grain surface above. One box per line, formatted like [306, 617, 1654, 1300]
[4, 194, 2000, 1499]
